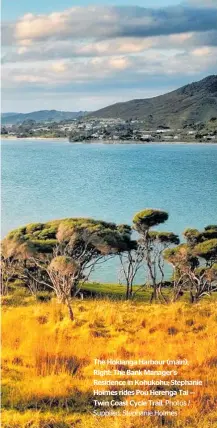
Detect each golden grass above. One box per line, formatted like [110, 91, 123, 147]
[1, 297, 217, 427]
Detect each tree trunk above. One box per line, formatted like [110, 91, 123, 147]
[158, 285, 168, 304]
[145, 232, 157, 303]
[150, 287, 158, 303]
[190, 292, 196, 304]
[126, 283, 130, 300]
[66, 298, 74, 321]
[71, 278, 79, 297]
[130, 283, 133, 299]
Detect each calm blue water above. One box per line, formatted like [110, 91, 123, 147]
[1, 139, 217, 281]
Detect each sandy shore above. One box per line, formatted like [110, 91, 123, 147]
[1, 136, 216, 145]
[1, 136, 68, 141]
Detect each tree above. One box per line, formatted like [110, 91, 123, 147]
[184, 226, 217, 247]
[1, 127, 8, 135]
[164, 244, 199, 302]
[0, 255, 17, 296]
[118, 239, 144, 300]
[1, 218, 132, 319]
[48, 256, 78, 320]
[164, 227, 217, 303]
[1, 226, 55, 297]
[194, 239, 217, 265]
[148, 231, 180, 302]
[133, 209, 179, 302]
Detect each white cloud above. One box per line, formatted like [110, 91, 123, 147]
[51, 62, 68, 73]
[14, 7, 118, 43]
[2, 38, 157, 64]
[2, 46, 216, 91]
[2, 2, 217, 111]
[3, 3, 217, 47]
[3, 29, 217, 66]
[192, 47, 212, 57]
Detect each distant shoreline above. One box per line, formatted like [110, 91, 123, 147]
[1, 136, 217, 145]
[1, 136, 68, 141]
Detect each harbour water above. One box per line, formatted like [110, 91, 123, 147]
[2, 139, 217, 281]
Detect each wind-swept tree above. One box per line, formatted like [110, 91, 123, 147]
[148, 231, 180, 302]
[133, 209, 179, 302]
[1, 218, 132, 319]
[47, 256, 79, 319]
[118, 238, 144, 300]
[164, 244, 199, 302]
[164, 226, 217, 303]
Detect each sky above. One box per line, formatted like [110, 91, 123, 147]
[2, 0, 217, 112]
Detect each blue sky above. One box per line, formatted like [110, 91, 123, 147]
[2, 0, 217, 112]
[2, 1, 182, 20]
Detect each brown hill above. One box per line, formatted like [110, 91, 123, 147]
[90, 75, 217, 128]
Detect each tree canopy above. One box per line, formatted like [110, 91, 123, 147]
[1, 213, 217, 309]
[2, 218, 132, 261]
[164, 226, 217, 302]
[133, 209, 169, 232]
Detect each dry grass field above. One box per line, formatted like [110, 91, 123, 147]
[1, 292, 217, 427]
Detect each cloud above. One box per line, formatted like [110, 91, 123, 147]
[2, 38, 156, 64]
[51, 62, 68, 73]
[14, 7, 118, 43]
[2, 4, 217, 47]
[2, 2, 217, 111]
[3, 28, 217, 66]
[3, 46, 217, 91]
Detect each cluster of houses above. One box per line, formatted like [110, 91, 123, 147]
[68, 118, 216, 143]
[1, 117, 216, 143]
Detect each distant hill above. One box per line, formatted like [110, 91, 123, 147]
[1, 110, 88, 125]
[90, 75, 217, 128]
[1, 113, 18, 118]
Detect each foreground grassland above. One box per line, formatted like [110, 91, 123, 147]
[1, 291, 217, 428]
